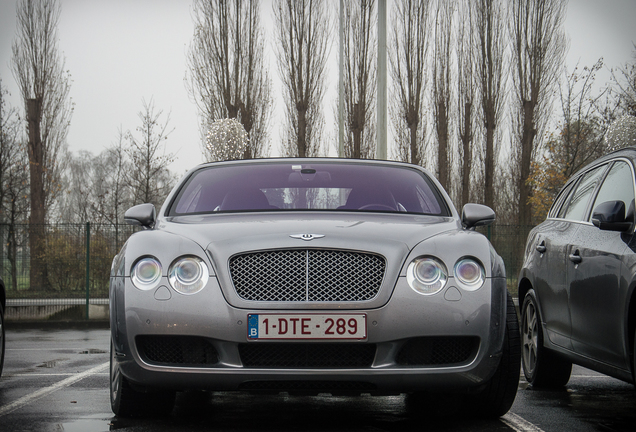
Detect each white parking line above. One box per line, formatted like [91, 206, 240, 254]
[0, 362, 109, 417]
[570, 375, 606, 378]
[4, 373, 109, 377]
[501, 412, 545, 432]
[6, 348, 75, 351]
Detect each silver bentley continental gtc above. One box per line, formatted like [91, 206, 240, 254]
[109, 158, 520, 418]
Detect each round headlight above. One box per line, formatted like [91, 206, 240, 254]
[168, 256, 209, 295]
[131, 257, 162, 290]
[454, 258, 485, 291]
[407, 257, 448, 295]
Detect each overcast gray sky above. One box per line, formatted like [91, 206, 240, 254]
[1, 0, 635, 176]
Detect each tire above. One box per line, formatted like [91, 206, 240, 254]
[0, 302, 5, 378]
[633, 330, 636, 390]
[110, 339, 175, 417]
[521, 289, 571, 388]
[468, 291, 521, 418]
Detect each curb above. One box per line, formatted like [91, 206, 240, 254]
[5, 320, 109, 330]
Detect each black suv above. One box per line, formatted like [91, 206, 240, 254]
[518, 146, 636, 388]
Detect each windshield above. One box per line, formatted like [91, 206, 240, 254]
[168, 162, 448, 216]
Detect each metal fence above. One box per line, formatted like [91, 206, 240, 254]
[0, 222, 533, 321]
[0, 223, 138, 321]
[478, 224, 535, 294]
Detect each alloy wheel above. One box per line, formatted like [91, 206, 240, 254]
[522, 300, 538, 375]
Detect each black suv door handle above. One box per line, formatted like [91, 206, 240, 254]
[569, 250, 582, 264]
[536, 241, 546, 253]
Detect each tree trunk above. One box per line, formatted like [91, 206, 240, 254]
[8, 218, 18, 293]
[519, 99, 535, 226]
[27, 98, 49, 291]
[409, 116, 420, 166]
[461, 102, 472, 208]
[297, 105, 307, 158]
[484, 122, 495, 211]
[352, 102, 362, 159]
[436, 100, 449, 191]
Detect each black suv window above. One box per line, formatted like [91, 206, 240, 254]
[559, 165, 607, 221]
[589, 161, 635, 222]
[549, 181, 575, 218]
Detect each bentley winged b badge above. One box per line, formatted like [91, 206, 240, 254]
[289, 234, 325, 241]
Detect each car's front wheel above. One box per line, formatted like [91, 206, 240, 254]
[110, 339, 175, 417]
[521, 289, 571, 387]
[467, 291, 521, 418]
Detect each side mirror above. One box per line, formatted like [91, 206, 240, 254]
[462, 203, 496, 230]
[591, 200, 632, 232]
[124, 203, 156, 229]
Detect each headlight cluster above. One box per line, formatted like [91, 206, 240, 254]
[131, 256, 209, 295]
[454, 258, 485, 291]
[169, 257, 209, 294]
[131, 257, 162, 290]
[407, 256, 485, 295]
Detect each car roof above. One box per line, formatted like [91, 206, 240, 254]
[190, 157, 428, 171]
[569, 146, 636, 180]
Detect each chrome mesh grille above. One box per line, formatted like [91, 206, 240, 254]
[229, 249, 386, 302]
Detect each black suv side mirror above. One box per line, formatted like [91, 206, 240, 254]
[462, 203, 496, 230]
[591, 200, 632, 232]
[124, 203, 156, 229]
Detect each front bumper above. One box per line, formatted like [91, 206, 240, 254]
[110, 275, 507, 394]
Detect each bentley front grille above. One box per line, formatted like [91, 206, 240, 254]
[229, 249, 386, 302]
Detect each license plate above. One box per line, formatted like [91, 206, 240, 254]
[247, 314, 367, 340]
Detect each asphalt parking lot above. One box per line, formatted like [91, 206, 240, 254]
[0, 324, 634, 432]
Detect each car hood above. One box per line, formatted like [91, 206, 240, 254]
[161, 212, 458, 253]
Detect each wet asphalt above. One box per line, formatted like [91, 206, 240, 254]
[0, 324, 634, 432]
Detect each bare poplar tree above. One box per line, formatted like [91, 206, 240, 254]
[389, 0, 431, 166]
[455, 1, 476, 208]
[342, 0, 377, 159]
[186, 0, 272, 160]
[432, 0, 454, 190]
[11, 0, 73, 290]
[474, 0, 507, 212]
[126, 98, 177, 209]
[274, 0, 330, 158]
[510, 0, 567, 226]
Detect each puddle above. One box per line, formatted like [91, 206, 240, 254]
[79, 349, 108, 354]
[37, 358, 69, 368]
